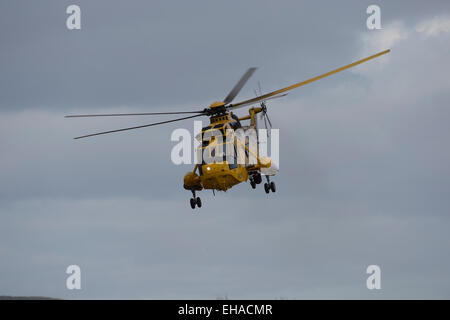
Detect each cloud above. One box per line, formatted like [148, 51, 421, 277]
[360, 21, 409, 55]
[353, 21, 409, 74]
[416, 15, 450, 37]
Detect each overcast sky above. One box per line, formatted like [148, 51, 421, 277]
[1, 0, 450, 299]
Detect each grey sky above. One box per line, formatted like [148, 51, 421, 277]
[1, 0, 450, 299]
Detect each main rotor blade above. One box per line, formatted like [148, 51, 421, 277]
[223, 67, 257, 105]
[73, 114, 205, 139]
[65, 110, 204, 118]
[228, 49, 390, 110]
[227, 93, 288, 111]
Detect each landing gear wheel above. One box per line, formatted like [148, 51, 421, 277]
[254, 173, 262, 184]
[264, 183, 270, 194]
[250, 180, 256, 189]
[190, 198, 196, 209]
[196, 197, 202, 208]
[270, 181, 276, 193]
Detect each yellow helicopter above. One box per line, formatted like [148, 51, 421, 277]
[66, 49, 390, 209]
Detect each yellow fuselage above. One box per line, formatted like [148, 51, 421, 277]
[183, 103, 271, 192]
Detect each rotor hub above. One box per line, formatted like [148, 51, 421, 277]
[209, 101, 226, 109]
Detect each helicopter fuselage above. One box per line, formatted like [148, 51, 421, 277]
[183, 107, 274, 194]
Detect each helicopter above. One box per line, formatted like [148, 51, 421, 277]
[66, 49, 390, 209]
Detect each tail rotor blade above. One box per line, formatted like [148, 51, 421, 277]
[263, 114, 269, 137]
[265, 112, 273, 128]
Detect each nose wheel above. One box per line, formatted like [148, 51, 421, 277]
[249, 172, 262, 190]
[189, 190, 202, 209]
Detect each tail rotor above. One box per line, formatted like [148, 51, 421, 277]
[255, 81, 275, 137]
